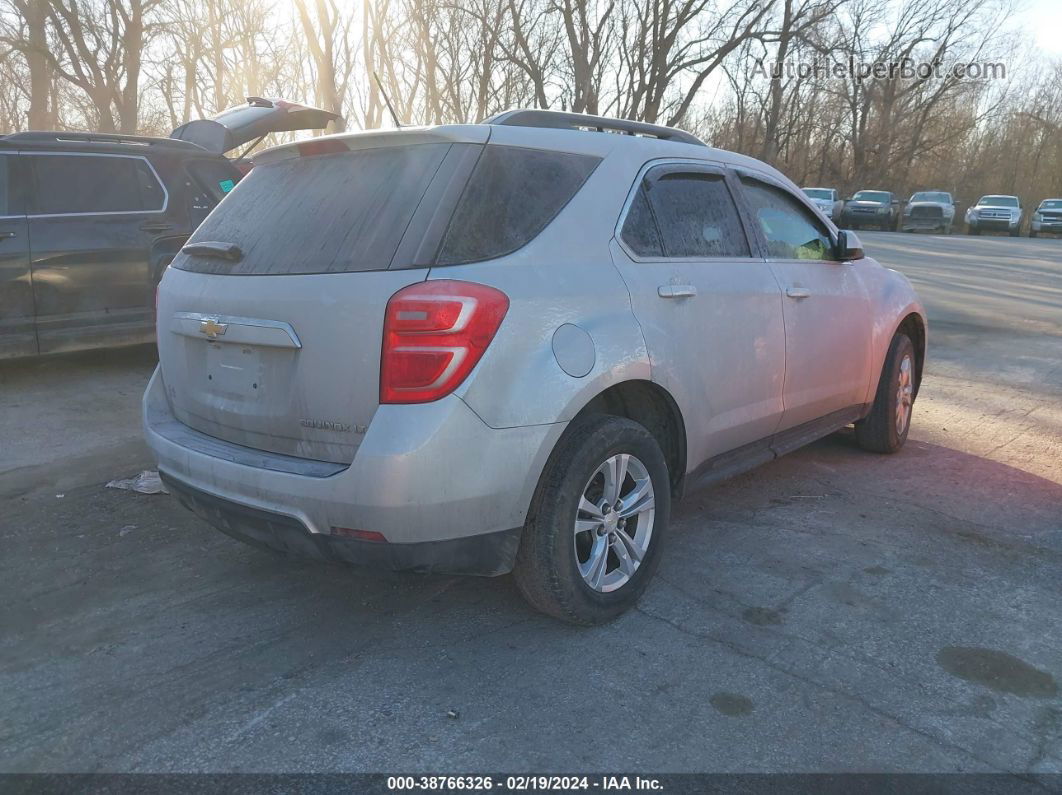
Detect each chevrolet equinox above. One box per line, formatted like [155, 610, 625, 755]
[144, 109, 927, 625]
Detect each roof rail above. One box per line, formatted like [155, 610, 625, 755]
[1, 131, 205, 151]
[482, 109, 706, 147]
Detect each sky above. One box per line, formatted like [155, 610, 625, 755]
[1018, 0, 1062, 56]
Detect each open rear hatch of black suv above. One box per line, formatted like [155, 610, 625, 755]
[170, 97, 341, 155]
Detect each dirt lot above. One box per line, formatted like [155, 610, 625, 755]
[1, 232, 1060, 773]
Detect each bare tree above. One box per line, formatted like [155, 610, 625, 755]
[43, 0, 164, 132]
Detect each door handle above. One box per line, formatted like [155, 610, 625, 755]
[0, 231, 15, 241]
[140, 221, 173, 232]
[658, 284, 698, 298]
[786, 286, 811, 299]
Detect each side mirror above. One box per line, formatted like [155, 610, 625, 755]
[835, 230, 864, 262]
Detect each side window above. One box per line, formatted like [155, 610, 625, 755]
[740, 178, 834, 260]
[0, 154, 24, 215]
[436, 146, 600, 265]
[135, 160, 165, 211]
[620, 187, 663, 257]
[30, 155, 163, 215]
[643, 171, 750, 258]
[0, 155, 9, 215]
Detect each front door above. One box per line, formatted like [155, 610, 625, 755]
[0, 152, 34, 358]
[735, 174, 874, 431]
[609, 162, 786, 472]
[26, 152, 169, 354]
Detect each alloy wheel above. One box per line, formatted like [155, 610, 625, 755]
[895, 354, 914, 435]
[574, 454, 656, 593]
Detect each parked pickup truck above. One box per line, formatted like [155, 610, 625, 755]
[1030, 199, 1062, 237]
[902, 190, 956, 234]
[802, 187, 842, 222]
[965, 194, 1023, 236]
[840, 190, 900, 231]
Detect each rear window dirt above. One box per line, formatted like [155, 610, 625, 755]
[435, 146, 600, 265]
[175, 143, 450, 275]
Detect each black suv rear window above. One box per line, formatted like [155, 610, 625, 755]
[436, 146, 600, 265]
[176, 144, 450, 275]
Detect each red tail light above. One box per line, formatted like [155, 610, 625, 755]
[380, 280, 509, 404]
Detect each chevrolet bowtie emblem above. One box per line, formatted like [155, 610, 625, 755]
[199, 318, 228, 339]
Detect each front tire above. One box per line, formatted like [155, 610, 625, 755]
[514, 415, 670, 625]
[855, 333, 916, 454]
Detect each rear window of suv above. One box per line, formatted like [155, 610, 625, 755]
[177, 144, 452, 275]
[176, 143, 599, 275]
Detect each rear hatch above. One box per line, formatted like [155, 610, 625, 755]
[157, 128, 488, 464]
[170, 97, 341, 155]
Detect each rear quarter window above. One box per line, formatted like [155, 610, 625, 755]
[435, 146, 600, 265]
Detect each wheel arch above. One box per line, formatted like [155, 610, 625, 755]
[895, 312, 926, 398]
[571, 379, 688, 499]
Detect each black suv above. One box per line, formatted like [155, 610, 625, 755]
[0, 97, 337, 358]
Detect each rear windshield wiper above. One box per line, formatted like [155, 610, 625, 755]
[181, 241, 243, 262]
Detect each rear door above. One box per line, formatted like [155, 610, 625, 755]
[736, 174, 873, 430]
[26, 152, 169, 354]
[0, 152, 35, 358]
[609, 161, 786, 470]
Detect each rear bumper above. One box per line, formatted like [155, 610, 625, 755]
[161, 471, 521, 575]
[143, 367, 565, 574]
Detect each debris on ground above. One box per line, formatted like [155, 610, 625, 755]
[106, 470, 168, 495]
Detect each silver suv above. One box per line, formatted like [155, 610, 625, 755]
[145, 110, 927, 624]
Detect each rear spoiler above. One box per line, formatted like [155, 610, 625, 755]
[252, 125, 492, 166]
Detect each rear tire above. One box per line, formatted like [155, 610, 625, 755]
[514, 415, 671, 625]
[855, 333, 916, 454]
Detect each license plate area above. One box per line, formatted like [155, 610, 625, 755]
[205, 342, 265, 400]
